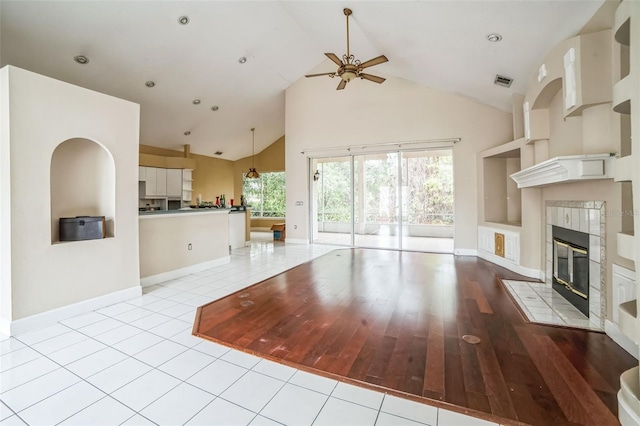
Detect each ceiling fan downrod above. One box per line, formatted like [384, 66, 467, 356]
[344, 8, 352, 60]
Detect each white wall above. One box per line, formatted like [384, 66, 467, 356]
[139, 212, 230, 279]
[0, 66, 140, 326]
[285, 75, 513, 250]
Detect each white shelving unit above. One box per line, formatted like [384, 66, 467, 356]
[182, 169, 193, 204]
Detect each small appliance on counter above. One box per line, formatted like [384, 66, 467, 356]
[59, 216, 106, 241]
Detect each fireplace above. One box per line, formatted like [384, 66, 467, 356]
[552, 226, 589, 316]
[545, 201, 605, 329]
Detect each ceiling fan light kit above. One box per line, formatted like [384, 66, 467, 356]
[305, 7, 388, 90]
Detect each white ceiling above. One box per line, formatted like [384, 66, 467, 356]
[0, 1, 604, 160]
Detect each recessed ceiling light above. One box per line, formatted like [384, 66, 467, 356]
[193, 99, 201, 105]
[486, 33, 502, 42]
[178, 16, 190, 25]
[184, 131, 191, 136]
[145, 81, 156, 88]
[74, 55, 89, 64]
[211, 106, 219, 111]
[238, 57, 247, 64]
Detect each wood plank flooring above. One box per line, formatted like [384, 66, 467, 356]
[193, 249, 636, 425]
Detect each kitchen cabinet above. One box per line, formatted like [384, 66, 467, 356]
[139, 167, 189, 199]
[156, 168, 167, 197]
[145, 167, 158, 196]
[166, 169, 182, 197]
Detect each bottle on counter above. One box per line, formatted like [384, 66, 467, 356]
[221, 194, 226, 208]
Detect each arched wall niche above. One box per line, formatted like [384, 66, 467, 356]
[532, 78, 562, 110]
[50, 138, 116, 243]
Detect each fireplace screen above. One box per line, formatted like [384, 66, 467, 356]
[553, 238, 588, 299]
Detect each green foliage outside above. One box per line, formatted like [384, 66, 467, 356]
[243, 171, 285, 217]
[317, 153, 453, 225]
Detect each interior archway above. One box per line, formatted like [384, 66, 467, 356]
[50, 138, 116, 243]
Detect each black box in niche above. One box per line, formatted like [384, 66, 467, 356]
[59, 216, 106, 241]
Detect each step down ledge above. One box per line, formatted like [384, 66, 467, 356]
[619, 367, 640, 425]
[619, 300, 638, 344]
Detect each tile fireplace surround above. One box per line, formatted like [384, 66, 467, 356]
[545, 200, 606, 329]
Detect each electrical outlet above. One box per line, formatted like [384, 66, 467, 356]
[188, 243, 192, 250]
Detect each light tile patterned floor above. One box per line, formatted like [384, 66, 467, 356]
[502, 279, 602, 331]
[1, 235, 497, 425]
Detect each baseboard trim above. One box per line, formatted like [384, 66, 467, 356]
[454, 249, 477, 256]
[285, 238, 309, 245]
[477, 251, 543, 280]
[140, 256, 231, 288]
[1, 286, 142, 336]
[606, 319, 639, 359]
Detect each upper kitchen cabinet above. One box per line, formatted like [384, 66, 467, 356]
[166, 168, 182, 198]
[139, 166, 166, 198]
[139, 166, 189, 200]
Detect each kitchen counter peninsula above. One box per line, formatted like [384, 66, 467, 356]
[139, 207, 232, 217]
[139, 208, 248, 286]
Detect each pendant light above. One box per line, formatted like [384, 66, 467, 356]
[246, 127, 260, 179]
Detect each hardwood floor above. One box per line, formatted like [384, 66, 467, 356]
[193, 249, 636, 425]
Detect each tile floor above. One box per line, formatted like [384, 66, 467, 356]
[1, 235, 497, 426]
[502, 279, 602, 331]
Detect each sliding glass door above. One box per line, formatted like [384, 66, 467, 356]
[353, 153, 400, 249]
[311, 149, 454, 252]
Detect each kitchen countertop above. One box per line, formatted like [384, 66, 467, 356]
[139, 208, 231, 218]
[139, 207, 248, 218]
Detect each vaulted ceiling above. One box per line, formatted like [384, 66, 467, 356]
[0, 1, 604, 160]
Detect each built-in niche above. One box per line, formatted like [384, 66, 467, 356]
[50, 138, 116, 243]
[483, 148, 522, 226]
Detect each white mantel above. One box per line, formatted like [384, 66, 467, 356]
[510, 153, 615, 189]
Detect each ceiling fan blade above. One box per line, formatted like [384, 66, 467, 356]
[360, 73, 386, 84]
[325, 53, 344, 66]
[336, 79, 347, 90]
[305, 72, 335, 78]
[360, 55, 388, 69]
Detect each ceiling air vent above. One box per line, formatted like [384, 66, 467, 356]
[494, 74, 513, 88]
[214, 151, 223, 156]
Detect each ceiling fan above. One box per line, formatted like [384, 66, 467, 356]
[305, 8, 388, 90]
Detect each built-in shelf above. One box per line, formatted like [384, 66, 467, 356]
[510, 154, 615, 189]
[615, 1, 631, 46]
[614, 75, 632, 114]
[619, 300, 638, 343]
[618, 232, 636, 261]
[615, 156, 633, 182]
[620, 367, 640, 425]
[482, 145, 522, 225]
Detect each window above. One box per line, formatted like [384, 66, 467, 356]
[243, 171, 285, 217]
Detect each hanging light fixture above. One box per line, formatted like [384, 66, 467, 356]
[246, 127, 260, 179]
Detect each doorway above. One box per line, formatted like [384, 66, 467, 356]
[311, 149, 454, 252]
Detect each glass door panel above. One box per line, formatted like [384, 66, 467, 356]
[312, 157, 353, 246]
[401, 150, 454, 252]
[354, 153, 400, 249]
